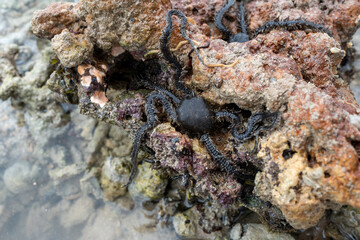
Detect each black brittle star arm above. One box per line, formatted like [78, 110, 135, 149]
[253, 19, 333, 38]
[122, 93, 177, 188]
[141, 75, 182, 106]
[215, 0, 250, 43]
[232, 111, 280, 142]
[201, 133, 237, 174]
[237, 1, 248, 37]
[201, 134, 253, 180]
[216, 111, 240, 124]
[215, 0, 236, 41]
[160, 9, 208, 95]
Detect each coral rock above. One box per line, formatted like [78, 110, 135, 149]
[32, 0, 360, 231]
[51, 30, 94, 68]
[128, 162, 168, 201]
[246, 0, 360, 43]
[32, 2, 78, 39]
[100, 157, 131, 201]
[149, 123, 241, 205]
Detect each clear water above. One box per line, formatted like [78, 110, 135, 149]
[0, 0, 177, 239]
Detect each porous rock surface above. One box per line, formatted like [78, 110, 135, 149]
[32, 0, 360, 230]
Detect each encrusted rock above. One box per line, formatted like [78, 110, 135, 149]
[246, 0, 360, 44]
[59, 196, 95, 229]
[32, 0, 360, 231]
[3, 162, 40, 194]
[172, 205, 227, 240]
[189, 25, 360, 230]
[99, 157, 131, 201]
[149, 123, 242, 205]
[229, 223, 242, 240]
[51, 30, 94, 68]
[32, 0, 173, 60]
[254, 132, 326, 229]
[128, 161, 168, 201]
[173, 209, 198, 239]
[32, 2, 78, 39]
[240, 224, 294, 240]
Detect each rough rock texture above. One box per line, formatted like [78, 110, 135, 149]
[128, 162, 168, 201]
[149, 123, 242, 205]
[246, 0, 360, 44]
[0, 43, 69, 128]
[240, 224, 295, 240]
[32, 0, 172, 60]
[99, 157, 131, 201]
[51, 30, 94, 68]
[190, 29, 360, 229]
[330, 206, 360, 238]
[32, 2, 78, 39]
[32, 0, 360, 231]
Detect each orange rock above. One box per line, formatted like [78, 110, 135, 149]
[32, 2, 78, 39]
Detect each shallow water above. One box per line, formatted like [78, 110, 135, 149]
[0, 0, 178, 239]
[0, 100, 178, 240]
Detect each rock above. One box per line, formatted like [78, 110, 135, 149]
[32, 2, 78, 40]
[32, 0, 360, 231]
[104, 125, 132, 158]
[230, 223, 242, 240]
[25, 202, 56, 240]
[114, 194, 135, 211]
[59, 196, 95, 228]
[79, 205, 122, 240]
[240, 224, 294, 240]
[48, 145, 67, 167]
[32, 0, 172, 59]
[80, 168, 103, 199]
[149, 123, 241, 205]
[128, 161, 168, 201]
[51, 29, 94, 68]
[189, 14, 360, 229]
[85, 122, 110, 158]
[0, 42, 69, 128]
[48, 163, 86, 185]
[100, 157, 131, 201]
[0, 180, 9, 204]
[172, 205, 230, 239]
[55, 178, 82, 200]
[3, 162, 39, 194]
[71, 109, 97, 141]
[173, 210, 198, 239]
[246, 0, 360, 44]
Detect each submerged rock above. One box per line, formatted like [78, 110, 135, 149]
[100, 157, 131, 201]
[0, 43, 69, 128]
[229, 223, 242, 240]
[59, 196, 95, 229]
[173, 209, 198, 239]
[128, 161, 168, 201]
[3, 162, 40, 194]
[240, 224, 294, 240]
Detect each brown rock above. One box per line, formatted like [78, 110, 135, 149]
[31, 0, 360, 230]
[51, 30, 94, 68]
[246, 0, 360, 44]
[32, 2, 78, 39]
[79, 0, 172, 55]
